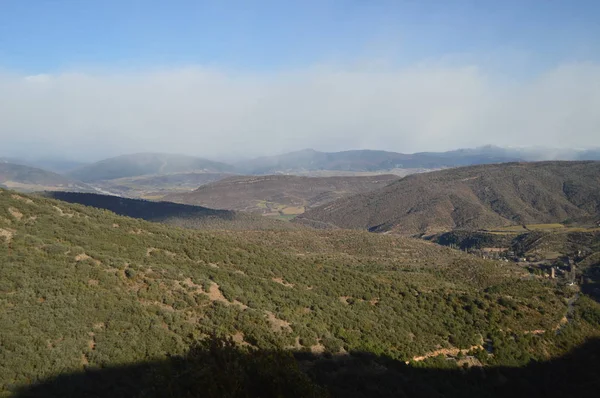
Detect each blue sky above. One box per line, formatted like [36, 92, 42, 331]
[2, 0, 598, 73]
[0, 1, 599, 159]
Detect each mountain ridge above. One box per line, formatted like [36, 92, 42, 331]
[0, 162, 95, 193]
[233, 145, 600, 174]
[67, 153, 234, 182]
[295, 161, 600, 235]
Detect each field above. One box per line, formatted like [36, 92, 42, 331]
[487, 223, 564, 232]
[265, 214, 298, 221]
[485, 224, 600, 235]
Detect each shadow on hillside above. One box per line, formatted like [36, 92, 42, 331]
[41, 191, 235, 222]
[13, 337, 600, 398]
[581, 262, 600, 303]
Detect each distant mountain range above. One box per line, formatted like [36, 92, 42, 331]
[0, 157, 88, 173]
[5, 146, 600, 183]
[233, 146, 600, 174]
[67, 153, 234, 182]
[295, 161, 600, 235]
[0, 162, 95, 193]
[163, 174, 399, 216]
[3, 147, 600, 199]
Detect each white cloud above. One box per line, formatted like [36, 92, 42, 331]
[0, 61, 599, 161]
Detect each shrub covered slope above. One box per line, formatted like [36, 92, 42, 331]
[1, 188, 599, 396]
[296, 161, 600, 234]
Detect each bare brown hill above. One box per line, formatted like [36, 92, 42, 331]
[295, 161, 600, 235]
[163, 174, 399, 217]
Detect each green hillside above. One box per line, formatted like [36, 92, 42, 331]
[1, 188, 599, 396]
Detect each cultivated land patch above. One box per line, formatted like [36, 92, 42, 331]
[487, 223, 566, 233]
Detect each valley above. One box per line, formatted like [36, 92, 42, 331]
[41, 191, 303, 231]
[91, 171, 239, 199]
[1, 156, 600, 397]
[2, 167, 600, 396]
[4, 3, 600, 395]
[163, 174, 399, 218]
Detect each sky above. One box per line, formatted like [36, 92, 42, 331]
[0, 0, 599, 161]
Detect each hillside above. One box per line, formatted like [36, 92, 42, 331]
[296, 161, 600, 235]
[0, 162, 95, 193]
[163, 174, 399, 217]
[41, 191, 301, 231]
[67, 153, 234, 182]
[2, 187, 598, 396]
[92, 171, 238, 199]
